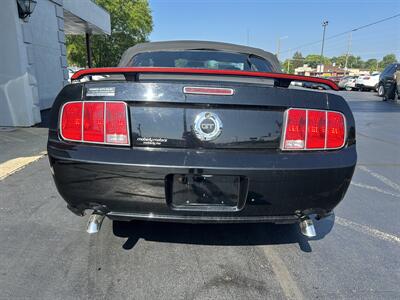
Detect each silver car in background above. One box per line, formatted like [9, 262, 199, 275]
[338, 76, 358, 91]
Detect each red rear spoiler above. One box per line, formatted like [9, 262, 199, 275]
[71, 67, 339, 90]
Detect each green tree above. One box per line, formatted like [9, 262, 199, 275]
[365, 59, 379, 72]
[282, 52, 305, 73]
[66, 0, 153, 67]
[380, 54, 397, 69]
[353, 56, 363, 68]
[281, 59, 290, 73]
[304, 54, 330, 68]
[331, 55, 348, 68]
[291, 51, 304, 69]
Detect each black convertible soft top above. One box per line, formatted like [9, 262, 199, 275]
[118, 40, 281, 72]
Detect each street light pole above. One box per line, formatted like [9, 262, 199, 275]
[320, 21, 328, 74]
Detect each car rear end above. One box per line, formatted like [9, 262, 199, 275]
[344, 76, 357, 90]
[356, 74, 379, 91]
[48, 42, 356, 238]
[47, 72, 356, 226]
[338, 76, 352, 89]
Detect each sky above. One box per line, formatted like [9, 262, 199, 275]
[148, 0, 400, 61]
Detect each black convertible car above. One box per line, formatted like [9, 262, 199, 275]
[48, 41, 356, 237]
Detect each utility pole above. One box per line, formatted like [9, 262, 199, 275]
[344, 32, 352, 76]
[320, 20, 328, 75]
[276, 38, 281, 59]
[287, 49, 291, 73]
[276, 36, 288, 60]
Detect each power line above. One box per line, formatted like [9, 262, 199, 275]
[280, 13, 400, 55]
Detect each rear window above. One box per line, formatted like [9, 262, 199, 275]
[129, 50, 273, 72]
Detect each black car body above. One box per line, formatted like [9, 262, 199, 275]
[377, 62, 400, 98]
[48, 41, 356, 226]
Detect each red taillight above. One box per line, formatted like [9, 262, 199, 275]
[306, 110, 326, 149]
[105, 102, 129, 144]
[60, 101, 129, 146]
[282, 108, 346, 151]
[83, 102, 105, 143]
[283, 109, 306, 149]
[61, 102, 83, 141]
[327, 111, 345, 149]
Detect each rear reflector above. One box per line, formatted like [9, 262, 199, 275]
[282, 108, 346, 151]
[60, 101, 129, 146]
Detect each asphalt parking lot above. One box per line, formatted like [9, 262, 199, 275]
[0, 91, 399, 299]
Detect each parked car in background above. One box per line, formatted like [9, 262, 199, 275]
[344, 76, 358, 91]
[338, 76, 356, 90]
[326, 76, 341, 85]
[377, 63, 400, 97]
[291, 81, 328, 90]
[396, 70, 400, 100]
[384, 69, 400, 101]
[302, 81, 327, 90]
[355, 72, 380, 91]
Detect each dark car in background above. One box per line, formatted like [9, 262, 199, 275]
[396, 70, 400, 100]
[47, 41, 356, 238]
[377, 62, 400, 98]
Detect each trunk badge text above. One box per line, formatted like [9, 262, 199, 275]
[194, 112, 223, 141]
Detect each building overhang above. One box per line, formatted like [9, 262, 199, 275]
[63, 0, 110, 35]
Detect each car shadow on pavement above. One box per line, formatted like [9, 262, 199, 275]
[112, 214, 335, 253]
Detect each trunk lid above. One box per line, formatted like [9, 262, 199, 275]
[82, 80, 330, 150]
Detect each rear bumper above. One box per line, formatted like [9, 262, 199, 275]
[48, 140, 356, 223]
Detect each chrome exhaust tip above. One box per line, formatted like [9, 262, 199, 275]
[299, 217, 316, 238]
[86, 213, 105, 234]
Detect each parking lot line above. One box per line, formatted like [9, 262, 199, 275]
[0, 152, 47, 180]
[336, 217, 400, 246]
[260, 246, 304, 300]
[350, 182, 400, 198]
[358, 166, 400, 192]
